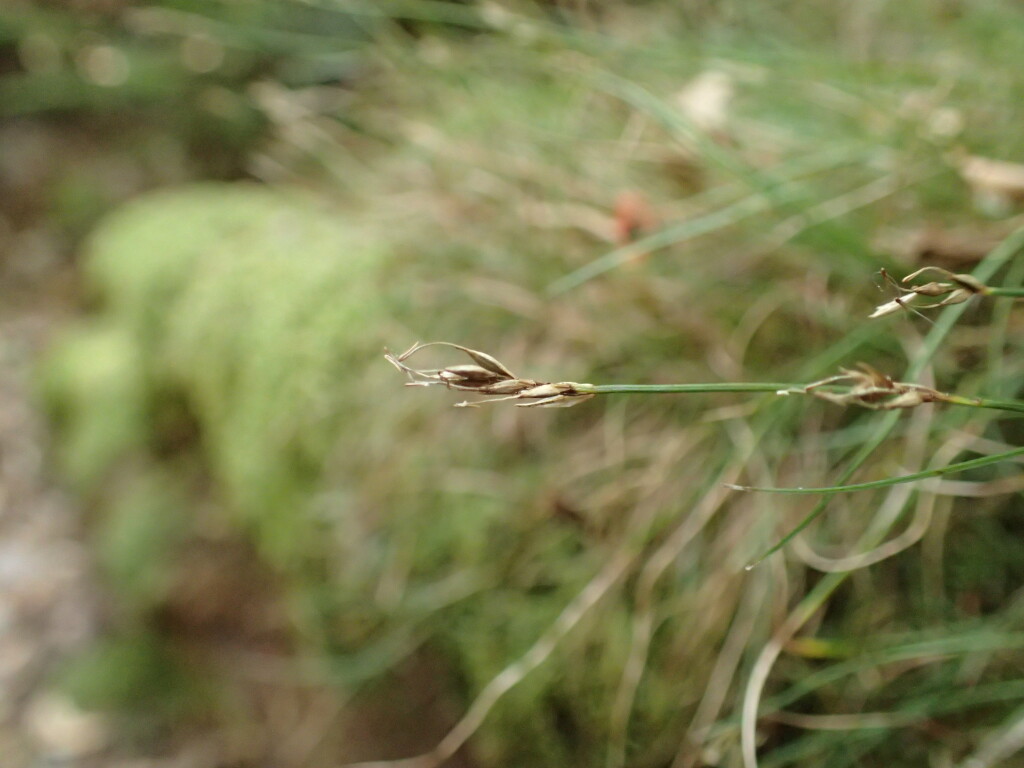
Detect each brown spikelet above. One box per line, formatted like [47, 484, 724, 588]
[779, 363, 948, 411]
[869, 266, 990, 319]
[385, 342, 594, 408]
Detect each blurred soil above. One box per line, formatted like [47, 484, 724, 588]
[0, 122, 104, 764]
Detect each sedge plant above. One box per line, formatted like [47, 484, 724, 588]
[388, 231, 1024, 526]
[382, 226, 1024, 768]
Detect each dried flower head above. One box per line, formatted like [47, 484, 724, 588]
[778, 363, 948, 411]
[869, 266, 989, 319]
[385, 342, 595, 408]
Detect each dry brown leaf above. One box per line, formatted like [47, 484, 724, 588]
[959, 154, 1024, 207]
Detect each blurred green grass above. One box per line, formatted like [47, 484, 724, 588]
[12, 1, 1024, 766]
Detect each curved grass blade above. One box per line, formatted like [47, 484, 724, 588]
[728, 445, 1024, 494]
[745, 225, 1024, 569]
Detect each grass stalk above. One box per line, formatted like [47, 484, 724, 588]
[580, 383, 794, 395]
[941, 394, 1024, 416]
[987, 286, 1024, 297]
[581, 383, 1024, 416]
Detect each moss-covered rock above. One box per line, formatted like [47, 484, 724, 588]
[44, 183, 643, 765]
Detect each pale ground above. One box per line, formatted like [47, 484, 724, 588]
[0, 301, 107, 767]
[0, 116, 107, 766]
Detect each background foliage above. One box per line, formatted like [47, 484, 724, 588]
[5, 1, 1024, 766]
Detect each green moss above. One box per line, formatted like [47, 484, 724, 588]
[65, 185, 391, 566]
[59, 633, 193, 716]
[97, 472, 190, 610]
[40, 323, 147, 489]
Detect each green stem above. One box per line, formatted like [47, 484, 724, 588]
[580, 383, 794, 395]
[942, 394, 1024, 416]
[576, 383, 1024, 417]
[987, 286, 1024, 297]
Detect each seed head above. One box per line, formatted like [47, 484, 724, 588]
[870, 266, 989, 319]
[385, 342, 595, 408]
[780, 363, 946, 411]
